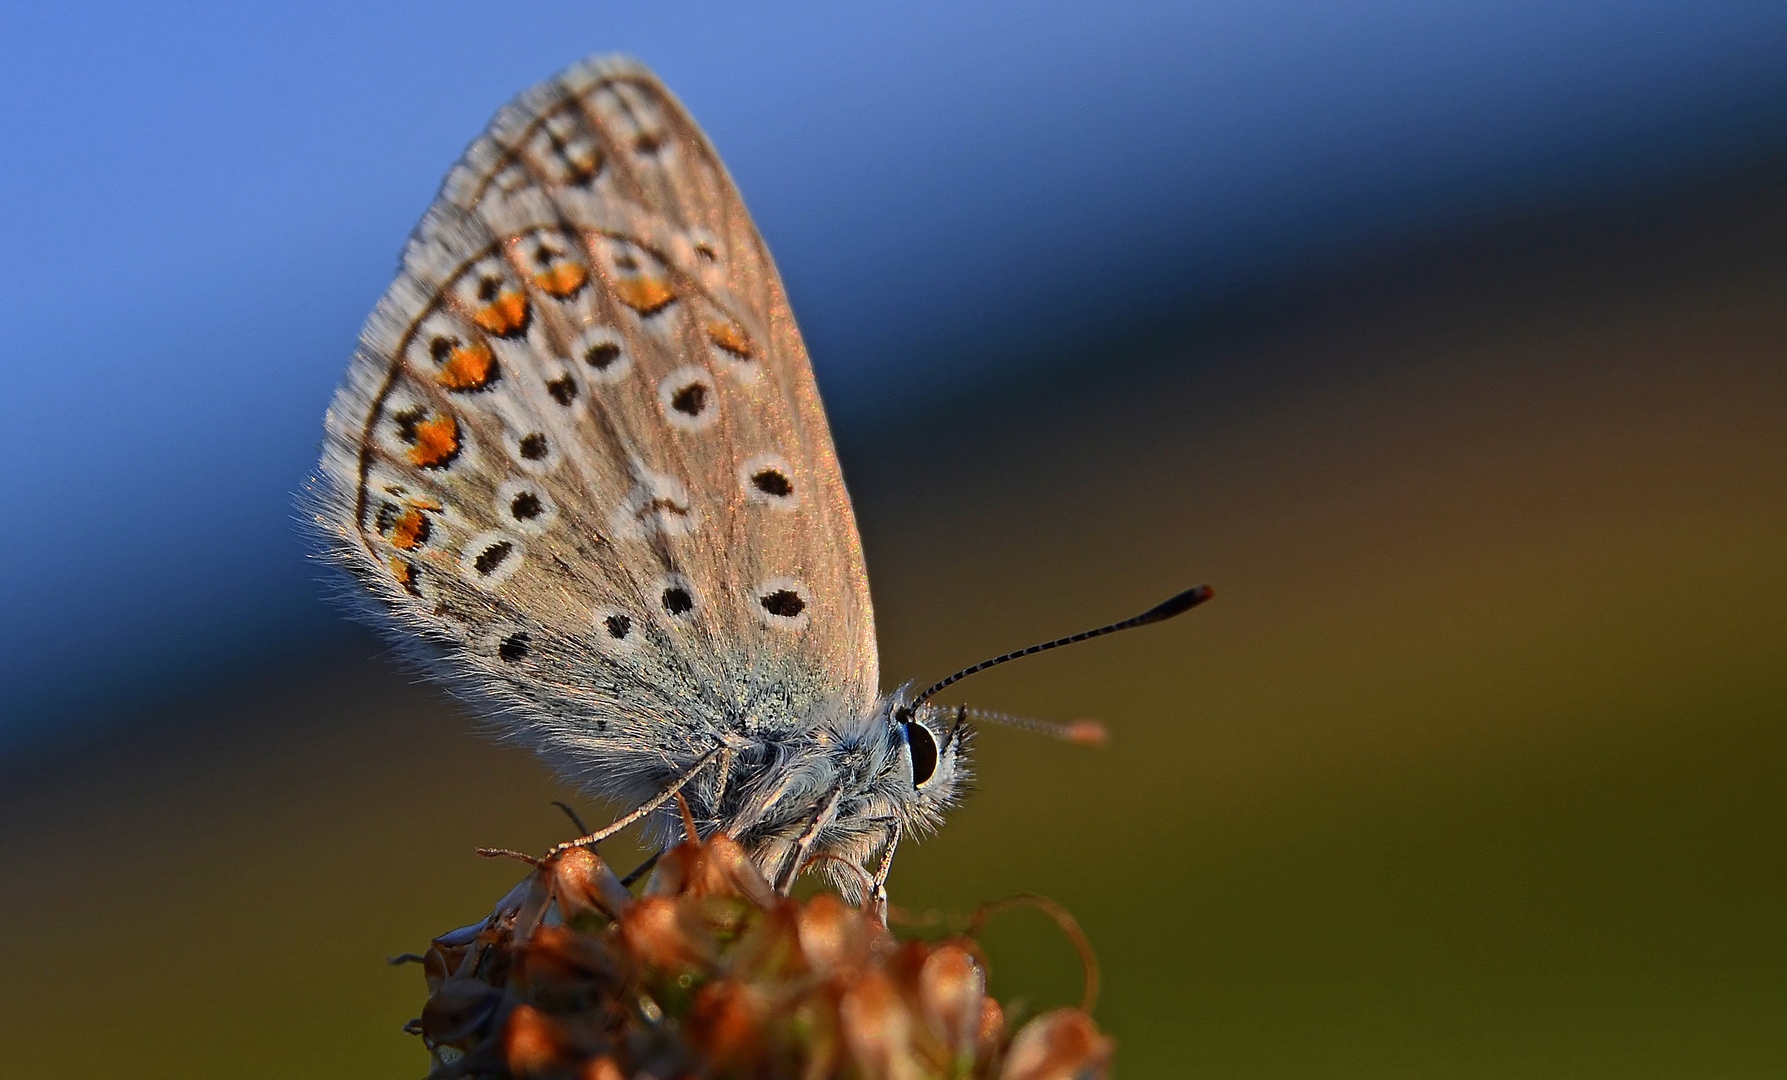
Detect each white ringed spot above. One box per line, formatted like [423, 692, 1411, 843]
[592, 605, 643, 655]
[739, 452, 799, 510]
[496, 478, 557, 535]
[754, 578, 811, 630]
[504, 426, 558, 475]
[479, 622, 532, 664]
[574, 325, 631, 384]
[459, 530, 525, 589]
[655, 574, 698, 621]
[658, 366, 718, 431]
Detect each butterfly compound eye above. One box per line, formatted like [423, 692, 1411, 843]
[905, 721, 938, 787]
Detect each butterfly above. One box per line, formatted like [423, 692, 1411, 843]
[312, 54, 1209, 905]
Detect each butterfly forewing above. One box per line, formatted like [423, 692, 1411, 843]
[316, 56, 878, 787]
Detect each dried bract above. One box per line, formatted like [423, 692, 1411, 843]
[410, 834, 1111, 1080]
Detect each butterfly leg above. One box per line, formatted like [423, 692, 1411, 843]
[774, 785, 845, 894]
[544, 746, 724, 859]
[709, 744, 737, 820]
[616, 745, 735, 887]
[869, 819, 903, 921]
[620, 849, 661, 887]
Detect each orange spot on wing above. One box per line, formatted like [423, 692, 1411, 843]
[705, 318, 755, 358]
[437, 341, 498, 391]
[389, 507, 430, 550]
[407, 413, 462, 469]
[473, 290, 531, 336]
[532, 261, 588, 298]
[612, 276, 677, 315]
[389, 557, 422, 596]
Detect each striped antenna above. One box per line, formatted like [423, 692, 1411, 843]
[904, 585, 1213, 713]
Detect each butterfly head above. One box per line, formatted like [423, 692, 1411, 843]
[890, 698, 972, 827]
[733, 690, 971, 898]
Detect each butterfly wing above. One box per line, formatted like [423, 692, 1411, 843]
[313, 55, 878, 805]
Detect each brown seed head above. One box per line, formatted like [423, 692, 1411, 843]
[408, 834, 1112, 1079]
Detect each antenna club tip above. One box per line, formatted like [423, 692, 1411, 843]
[1142, 584, 1215, 622]
[1066, 720, 1109, 745]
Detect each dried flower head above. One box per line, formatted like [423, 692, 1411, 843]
[407, 829, 1111, 1080]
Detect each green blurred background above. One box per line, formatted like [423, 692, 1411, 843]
[4, 6, 1786, 1078]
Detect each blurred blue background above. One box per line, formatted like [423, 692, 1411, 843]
[5, 1, 1786, 751]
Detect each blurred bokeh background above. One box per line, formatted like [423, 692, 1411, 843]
[3, 3, 1785, 1077]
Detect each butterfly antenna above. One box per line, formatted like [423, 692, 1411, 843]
[551, 800, 590, 836]
[620, 850, 662, 888]
[907, 585, 1213, 712]
[951, 707, 1109, 745]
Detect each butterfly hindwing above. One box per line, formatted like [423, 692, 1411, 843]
[314, 56, 879, 796]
